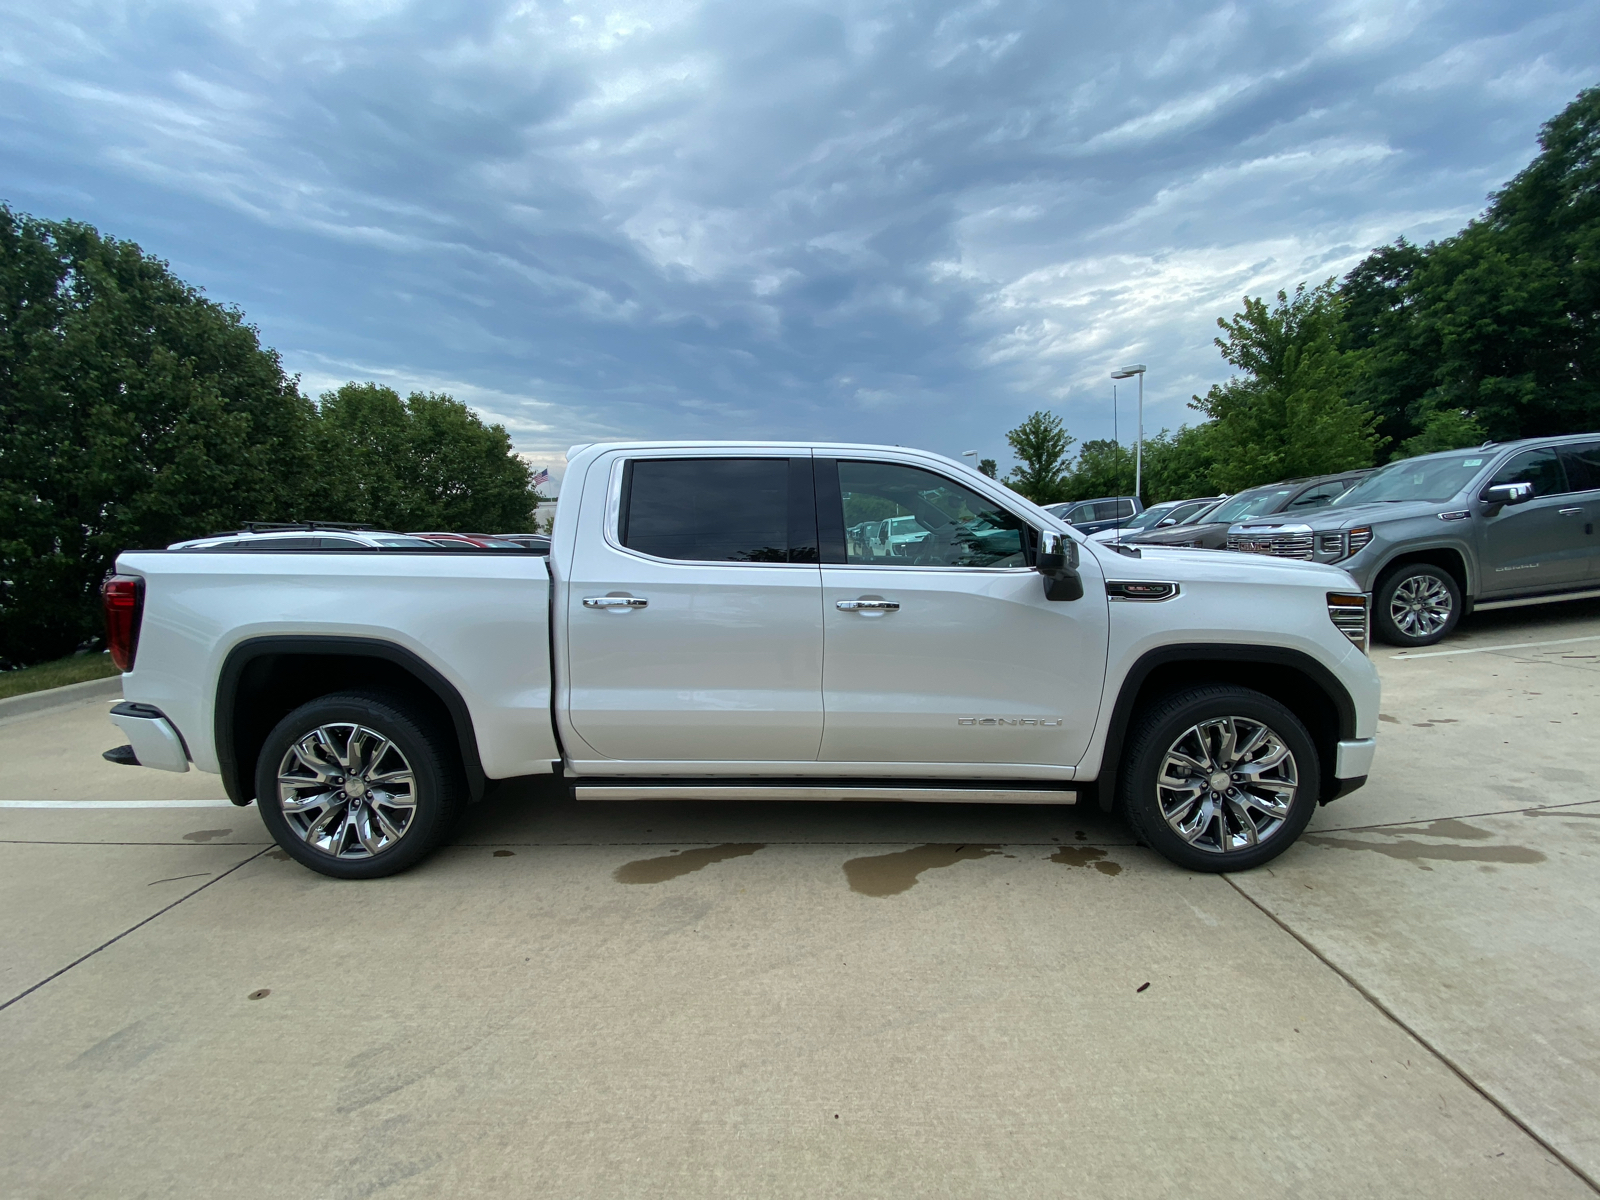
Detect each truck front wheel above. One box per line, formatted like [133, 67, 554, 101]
[1119, 685, 1320, 872]
[1373, 563, 1460, 647]
[254, 690, 465, 880]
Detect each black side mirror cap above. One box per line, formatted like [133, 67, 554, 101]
[1037, 530, 1084, 601]
[1480, 481, 1534, 506]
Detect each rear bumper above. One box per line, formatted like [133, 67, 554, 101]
[108, 702, 190, 773]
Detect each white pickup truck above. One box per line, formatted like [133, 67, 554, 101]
[100, 441, 1380, 879]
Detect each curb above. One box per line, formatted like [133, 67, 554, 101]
[0, 675, 123, 721]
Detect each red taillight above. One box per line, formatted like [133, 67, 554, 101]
[101, 575, 144, 671]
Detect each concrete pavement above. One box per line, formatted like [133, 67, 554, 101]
[3, 598, 1599, 1197]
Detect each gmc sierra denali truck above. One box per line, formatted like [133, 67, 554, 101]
[1225, 435, 1600, 647]
[100, 441, 1380, 880]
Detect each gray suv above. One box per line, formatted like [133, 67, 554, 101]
[1226, 434, 1600, 647]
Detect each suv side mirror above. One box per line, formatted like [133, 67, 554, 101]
[1480, 481, 1534, 506]
[1037, 530, 1083, 602]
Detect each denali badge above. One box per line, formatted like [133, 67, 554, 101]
[958, 717, 1063, 727]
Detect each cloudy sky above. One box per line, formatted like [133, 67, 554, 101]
[4, 1, 1597, 488]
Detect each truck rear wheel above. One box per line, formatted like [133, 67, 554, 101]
[1373, 563, 1460, 647]
[254, 690, 465, 879]
[1119, 685, 1319, 873]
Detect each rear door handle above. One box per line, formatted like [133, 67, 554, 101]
[1559, 507, 1584, 516]
[836, 599, 899, 612]
[583, 596, 648, 609]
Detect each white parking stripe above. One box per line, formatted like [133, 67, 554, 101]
[1390, 633, 1600, 660]
[0, 800, 241, 809]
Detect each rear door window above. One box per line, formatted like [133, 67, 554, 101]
[619, 458, 816, 563]
[1559, 441, 1600, 492]
[1489, 448, 1568, 497]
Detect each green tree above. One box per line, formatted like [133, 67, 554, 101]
[977, 458, 997, 479]
[0, 209, 310, 665]
[1340, 87, 1600, 446]
[307, 383, 540, 532]
[1003, 410, 1073, 502]
[1059, 439, 1133, 503]
[1193, 281, 1383, 491]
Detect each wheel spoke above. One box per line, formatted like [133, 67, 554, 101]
[1225, 795, 1260, 846]
[355, 808, 386, 855]
[1238, 788, 1291, 819]
[1231, 723, 1268, 763]
[371, 805, 407, 843]
[318, 726, 351, 771]
[290, 743, 338, 782]
[279, 787, 336, 813]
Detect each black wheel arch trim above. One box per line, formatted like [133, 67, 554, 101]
[1092, 643, 1358, 812]
[1370, 541, 1476, 599]
[215, 635, 488, 807]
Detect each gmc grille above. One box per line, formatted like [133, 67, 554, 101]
[1227, 532, 1315, 559]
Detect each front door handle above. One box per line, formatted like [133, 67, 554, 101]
[583, 596, 648, 609]
[1559, 507, 1584, 516]
[836, 599, 900, 612]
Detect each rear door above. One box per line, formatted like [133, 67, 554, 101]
[815, 456, 1109, 770]
[1479, 447, 1585, 594]
[563, 453, 824, 763]
[1556, 440, 1600, 580]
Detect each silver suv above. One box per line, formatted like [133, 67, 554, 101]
[1225, 434, 1600, 647]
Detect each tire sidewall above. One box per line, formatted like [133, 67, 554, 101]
[254, 691, 461, 880]
[1374, 564, 1461, 647]
[1120, 686, 1321, 873]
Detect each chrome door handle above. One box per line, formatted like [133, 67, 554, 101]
[1559, 507, 1584, 516]
[583, 596, 648, 609]
[836, 599, 899, 612]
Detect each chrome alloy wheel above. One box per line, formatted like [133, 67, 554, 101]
[1156, 716, 1298, 854]
[276, 723, 417, 859]
[1389, 573, 1454, 639]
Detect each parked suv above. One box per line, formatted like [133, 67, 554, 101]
[1130, 471, 1371, 550]
[1226, 434, 1600, 647]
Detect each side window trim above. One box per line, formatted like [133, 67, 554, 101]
[814, 458, 847, 565]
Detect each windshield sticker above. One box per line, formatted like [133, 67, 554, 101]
[1463, 458, 1482, 466]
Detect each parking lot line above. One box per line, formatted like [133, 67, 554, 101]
[1389, 633, 1600, 660]
[0, 799, 238, 808]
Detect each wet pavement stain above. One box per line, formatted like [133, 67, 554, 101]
[1049, 845, 1123, 875]
[182, 828, 232, 842]
[1524, 807, 1600, 819]
[1302, 834, 1545, 870]
[1377, 818, 1495, 841]
[265, 849, 291, 861]
[843, 844, 1000, 897]
[613, 843, 765, 884]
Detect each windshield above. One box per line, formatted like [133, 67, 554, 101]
[1337, 454, 1491, 505]
[1113, 503, 1179, 532]
[1203, 487, 1297, 524]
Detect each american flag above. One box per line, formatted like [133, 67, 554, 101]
[531, 467, 551, 486]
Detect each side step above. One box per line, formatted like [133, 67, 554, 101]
[1473, 586, 1600, 613]
[571, 782, 1076, 805]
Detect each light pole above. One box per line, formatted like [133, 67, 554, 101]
[1111, 364, 1146, 503]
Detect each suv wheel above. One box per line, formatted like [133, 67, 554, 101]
[255, 690, 465, 879]
[1373, 563, 1460, 647]
[1119, 685, 1319, 873]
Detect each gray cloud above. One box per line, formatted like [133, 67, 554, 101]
[3, 0, 1596, 488]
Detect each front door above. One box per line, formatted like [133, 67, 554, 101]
[816, 456, 1109, 770]
[1480, 447, 1588, 595]
[563, 454, 824, 764]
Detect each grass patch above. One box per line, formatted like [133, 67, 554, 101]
[0, 652, 120, 700]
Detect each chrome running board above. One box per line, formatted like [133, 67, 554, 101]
[1473, 587, 1600, 613]
[571, 783, 1076, 805]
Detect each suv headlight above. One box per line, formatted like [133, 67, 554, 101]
[1327, 592, 1369, 653]
[1317, 531, 1344, 558]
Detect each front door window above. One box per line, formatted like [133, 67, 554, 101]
[838, 461, 1028, 568]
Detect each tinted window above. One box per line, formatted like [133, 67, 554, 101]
[620, 458, 814, 563]
[837, 461, 1027, 568]
[1114, 499, 1136, 519]
[247, 537, 320, 550]
[1488, 448, 1567, 497]
[1205, 488, 1296, 524]
[1559, 441, 1600, 492]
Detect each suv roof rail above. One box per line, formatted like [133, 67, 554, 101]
[1480, 440, 1497, 448]
[239, 521, 377, 533]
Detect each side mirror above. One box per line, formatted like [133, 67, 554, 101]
[1037, 530, 1083, 602]
[1157, 517, 1177, 527]
[1480, 481, 1534, 506]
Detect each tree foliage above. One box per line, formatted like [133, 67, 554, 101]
[1, 210, 542, 666]
[1191, 281, 1383, 491]
[1341, 86, 1600, 446]
[1003, 410, 1073, 502]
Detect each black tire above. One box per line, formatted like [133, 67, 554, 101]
[1372, 562, 1461, 648]
[254, 690, 465, 880]
[1119, 685, 1320, 873]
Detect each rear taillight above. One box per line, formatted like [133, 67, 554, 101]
[101, 575, 144, 671]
